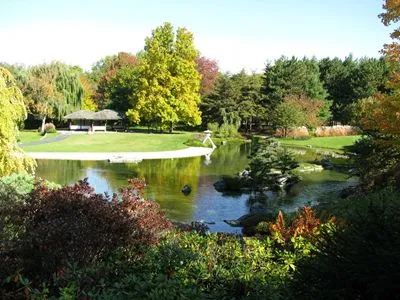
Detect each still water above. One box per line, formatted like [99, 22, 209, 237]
[35, 143, 355, 233]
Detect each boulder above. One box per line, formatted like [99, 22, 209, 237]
[224, 213, 273, 228]
[181, 184, 192, 195]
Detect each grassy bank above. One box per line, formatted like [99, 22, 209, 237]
[17, 130, 59, 143]
[22, 132, 196, 152]
[278, 135, 360, 151]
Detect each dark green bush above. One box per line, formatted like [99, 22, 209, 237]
[292, 188, 400, 299]
[55, 232, 308, 299]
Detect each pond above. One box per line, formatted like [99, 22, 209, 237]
[35, 143, 357, 233]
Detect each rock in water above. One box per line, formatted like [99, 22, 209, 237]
[224, 213, 273, 228]
[181, 184, 192, 195]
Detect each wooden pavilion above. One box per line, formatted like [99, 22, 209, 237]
[63, 109, 121, 132]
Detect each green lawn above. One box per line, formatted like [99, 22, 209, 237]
[278, 135, 361, 150]
[18, 131, 60, 144]
[22, 132, 196, 152]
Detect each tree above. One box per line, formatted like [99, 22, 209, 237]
[80, 75, 97, 111]
[127, 23, 201, 132]
[249, 139, 299, 187]
[349, 1, 400, 188]
[235, 72, 265, 132]
[201, 73, 239, 126]
[95, 52, 137, 110]
[201, 70, 264, 132]
[196, 56, 219, 96]
[0, 67, 35, 176]
[284, 94, 330, 129]
[24, 62, 83, 132]
[104, 64, 138, 113]
[319, 56, 388, 123]
[262, 56, 327, 114]
[272, 99, 305, 137]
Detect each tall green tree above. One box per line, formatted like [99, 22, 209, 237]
[127, 23, 201, 132]
[319, 56, 388, 123]
[94, 52, 137, 110]
[24, 62, 83, 132]
[272, 99, 305, 137]
[201, 73, 239, 126]
[0, 67, 35, 176]
[262, 56, 327, 113]
[201, 70, 264, 132]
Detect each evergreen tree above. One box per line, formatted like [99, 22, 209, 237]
[261, 56, 327, 118]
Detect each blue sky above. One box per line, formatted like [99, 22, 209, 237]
[0, 0, 391, 72]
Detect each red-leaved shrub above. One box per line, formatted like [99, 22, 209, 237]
[5, 178, 172, 280]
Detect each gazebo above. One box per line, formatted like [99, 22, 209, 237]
[63, 109, 121, 132]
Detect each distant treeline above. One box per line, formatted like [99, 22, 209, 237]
[1, 51, 388, 132]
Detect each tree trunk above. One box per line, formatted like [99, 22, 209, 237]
[41, 116, 46, 133]
[169, 122, 173, 134]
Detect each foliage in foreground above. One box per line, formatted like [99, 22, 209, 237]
[292, 187, 400, 299]
[0, 178, 172, 297]
[2, 174, 400, 299]
[33, 209, 327, 299]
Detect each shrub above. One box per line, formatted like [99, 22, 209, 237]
[217, 123, 239, 138]
[38, 123, 57, 134]
[249, 139, 299, 187]
[44, 122, 57, 133]
[269, 207, 323, 243]
[0, 173, 61, 197]
[0, 178, 172, 286]
[207, 122, 219, 135]
[275, 126, 309, 138]
[0, 173, 61, 241]
[314, 125, 359, 137]
[57, 232, 303, 299]
[292, 189, 400, 299]
[184, 138, 205, 147]
[0, 173, 35, 196]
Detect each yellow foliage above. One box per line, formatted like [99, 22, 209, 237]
[80, 76, 98, 111]
[0, 67, 36, 176]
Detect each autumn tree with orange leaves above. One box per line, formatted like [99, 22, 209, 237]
[351, 0, 400, 188]
[360, 0, 400, 135]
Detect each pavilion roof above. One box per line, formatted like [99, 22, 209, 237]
[63, 109, 122, 120]
[63, 110, 96, 120]
[93, 109, 121, 120]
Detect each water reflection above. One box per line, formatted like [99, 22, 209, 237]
[35, 143, 354, 233]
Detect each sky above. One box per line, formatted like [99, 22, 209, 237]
[0, 0, 392, 73]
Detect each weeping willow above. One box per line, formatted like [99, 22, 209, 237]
[27, 62, 83, 122]
[0, 67, 36, 176]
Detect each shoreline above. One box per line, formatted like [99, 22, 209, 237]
[26, 147, 214, 162]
